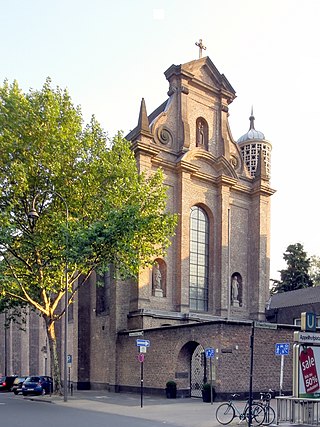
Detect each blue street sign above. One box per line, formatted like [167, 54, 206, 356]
[275, 343, 290, 356]
[205, 347, 215, 358]
[136, 339, 150, 347]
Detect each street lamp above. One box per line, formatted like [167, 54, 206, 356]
[28, 190, 69, 402]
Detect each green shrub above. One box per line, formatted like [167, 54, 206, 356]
[202, 383, 216, 402]
[202, 383, 212, 390]
[166, 380, 177, 389]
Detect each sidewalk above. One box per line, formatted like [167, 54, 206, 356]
[28, 390, 220, 427]
[26, 390, 280, 427]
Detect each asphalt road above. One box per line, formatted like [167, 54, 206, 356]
[0, 390, 218, 427]
[0, 389, 284, 427]
[0, 392, 183, 427]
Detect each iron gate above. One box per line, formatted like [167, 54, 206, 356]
[190, 344, 207, 397]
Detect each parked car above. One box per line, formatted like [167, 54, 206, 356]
[0, 376, 18, 392]
[22, 376, 53, 396]
[11, 376, 28, 395]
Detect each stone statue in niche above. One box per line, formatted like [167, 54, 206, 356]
[153, 263, 163, 297]
[154, 264, 162, 289]
[197, 122, 205, 145]
[196, 119, 208, 149]
[231, 275, 240, 307]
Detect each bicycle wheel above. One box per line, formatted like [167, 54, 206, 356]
[216, 403, 235, 425]
[263, 406, 275, 426]
[245, 403, 265, 426]
[252, 403, 266, 426]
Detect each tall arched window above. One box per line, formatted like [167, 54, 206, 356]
[189, 206, 209, 311]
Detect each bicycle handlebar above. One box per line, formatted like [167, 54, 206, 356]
[259, 390, 273, 401]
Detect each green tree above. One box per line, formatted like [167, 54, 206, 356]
[0, 78, 178, 393]
[271, 243, 313, 294]
[309, 255, 320, 286]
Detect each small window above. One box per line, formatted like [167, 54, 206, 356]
[96, 270, 110, 315]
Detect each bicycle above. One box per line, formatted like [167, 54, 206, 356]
[256, 390, 275, 426]
[216, 393, 265, 425]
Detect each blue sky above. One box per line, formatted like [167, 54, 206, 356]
[1, 0, 320, 280]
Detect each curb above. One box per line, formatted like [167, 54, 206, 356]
[23, 395, 57, 404]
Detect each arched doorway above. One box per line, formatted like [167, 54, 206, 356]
[175, 341, 207, 398]
[190, 344, 206, 397]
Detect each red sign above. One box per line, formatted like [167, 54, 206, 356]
[137, 353, 145, 363]
[300, 347, 320, 393]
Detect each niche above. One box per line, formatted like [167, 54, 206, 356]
[196, 117, 208, 150]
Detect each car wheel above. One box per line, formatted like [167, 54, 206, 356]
[14, 390, 18, 395]
[22, 392, 27, 396]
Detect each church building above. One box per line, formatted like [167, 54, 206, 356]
[125, 55, 274, 326]
[1, 52, 296, 398]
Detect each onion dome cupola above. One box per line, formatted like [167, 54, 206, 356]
[237, 108, 272, 179]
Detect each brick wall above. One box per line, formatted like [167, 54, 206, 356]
[116, 321, 294, 399]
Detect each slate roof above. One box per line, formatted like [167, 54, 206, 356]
[267, 286, 320, 309]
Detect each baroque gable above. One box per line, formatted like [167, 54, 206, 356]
[127, 57, 252, 182]
[177, 149, 238, 180]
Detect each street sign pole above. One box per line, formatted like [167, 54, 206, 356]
[280, 354, 284, 396]
[275, 343, 290, 396]
[140, 359, 144, 408]
[205, 347, 215, 405]
[135, 338, 149, 408]
[210, 357, 213, 405]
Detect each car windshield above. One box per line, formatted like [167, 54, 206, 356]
[26, 377, 40, 382]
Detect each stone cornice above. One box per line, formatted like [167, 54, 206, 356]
[176, 160, 200, 174]
[119, 318, 297, 335]
[164, 64, 194, 80]
[215, 175, 238, 187]
[151, 157, 177, 171]
[131, 140, 160, 157]
[146, 152, 276, 198]
[251, 183, 276, 197]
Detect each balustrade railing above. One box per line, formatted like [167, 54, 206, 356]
[276, 396, 320, 425]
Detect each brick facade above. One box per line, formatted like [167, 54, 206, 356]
[115, 321, 295, 399]
[1, 55, 286, 399]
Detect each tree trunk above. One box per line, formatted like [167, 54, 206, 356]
[46, 317, 62, 394]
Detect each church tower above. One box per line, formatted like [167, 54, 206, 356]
[125, 55, 275, 328]
[237, 108, 272, 178]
